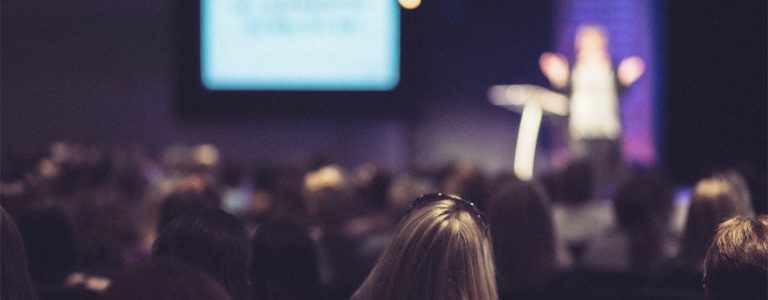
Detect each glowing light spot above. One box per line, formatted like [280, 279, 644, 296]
[399, 0, 421, 10]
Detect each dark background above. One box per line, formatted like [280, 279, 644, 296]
[663, 1, 767, 183]
[1, 0, 765, 184]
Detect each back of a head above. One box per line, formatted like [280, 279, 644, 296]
[303, 165, 352, 232]
[353, 196, 497, 300]
[613, 171, 674, 272]
[250, 220, 320, 300]
[488, 181, 555, 294]
[103, 257, 233, 300]
[560, 160, 594, 205]
[153, 208, 250, 300]
[442, 163, 490, 210]
[704, 215, 768, 300]
[17, 205, 78, 284]
[158, 191, 209, 231]
[680, 173, 755, 267]
[613, 171, 674, 232]
[1, 207, 36, 300]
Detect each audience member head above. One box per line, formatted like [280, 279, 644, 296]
[17, 205, 78, 285]
[219, 159, 246, 189]
[353, 163, 392, 211]
[70, 194, 139, 275]
[250, 220, 320, 300]
[1, 207, 37, 300]
[158, 193, 208, 231]
[249, 166, 306, 223]
[488, 180, 556, 296]
[303, 165, 352, 233]
[679, 172, 755, 270]
[442, 162, 490, 210]
[153, 209, 250, 300]
[387, 173, 434, 218]
[157, 175, 220, 230]
[103, 257, 232, 300]
[613, 170, 674, 272]
[559, 159, 594, 205]
[703, 215, 767, 300]
[352, 193, 497, 300]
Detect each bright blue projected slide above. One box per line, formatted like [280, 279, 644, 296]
[201, 0, 400, 91]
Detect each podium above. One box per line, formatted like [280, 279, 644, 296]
[488, 84, 568, 180]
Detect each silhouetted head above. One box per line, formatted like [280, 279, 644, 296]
[17, 205, 78, 284]
[250, 220, 320, 300]
[560, 160, 594, 205]
[679, 172, 754, 269]
[153, 209, 250, 300]
[1, 207, 36, 300]
[488, 180, 555, 295]
[613, 170, 674, 272]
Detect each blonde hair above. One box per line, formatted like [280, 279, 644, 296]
[352, 198, 498, 300]
[704, 215, 768, 300]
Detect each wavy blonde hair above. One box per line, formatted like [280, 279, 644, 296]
[352, 197, 498, 300]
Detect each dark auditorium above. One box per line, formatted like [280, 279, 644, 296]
[1, 0, 766, 299]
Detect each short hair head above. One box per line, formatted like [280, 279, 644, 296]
[153, 208, 250, 300]
[352, 193, 497, 300]
[704, 215, 768, 300]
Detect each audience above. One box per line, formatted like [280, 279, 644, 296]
[351, 193, 498, 300]
[703, 215, 768, 300]
[2, 141, 766, 300]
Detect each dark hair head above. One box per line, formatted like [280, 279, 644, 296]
[1, 207, 37, 300]
[442, 163, 490, 210]
[613, 170, 674, 273]
[354, 164, 392, 210]
[250, 220, 320, 300]
[704, 215, 768, 300]
[613, 170, 674, 232]
[560, 160, 594, 205]
[103, 257, 233, 300]
[679, 172, 754, 269]
[17, 205, 78, 284]
[488, 180, 556, 295]
[158, 192, 209, 231]
[153, 209, 250, 300]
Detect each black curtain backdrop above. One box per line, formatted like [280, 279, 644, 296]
[663, 1, 767, 184]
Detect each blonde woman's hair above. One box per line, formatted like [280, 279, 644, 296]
[352, 195, 498, 300]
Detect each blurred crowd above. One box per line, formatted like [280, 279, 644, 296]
[1, 142, 765, 300]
